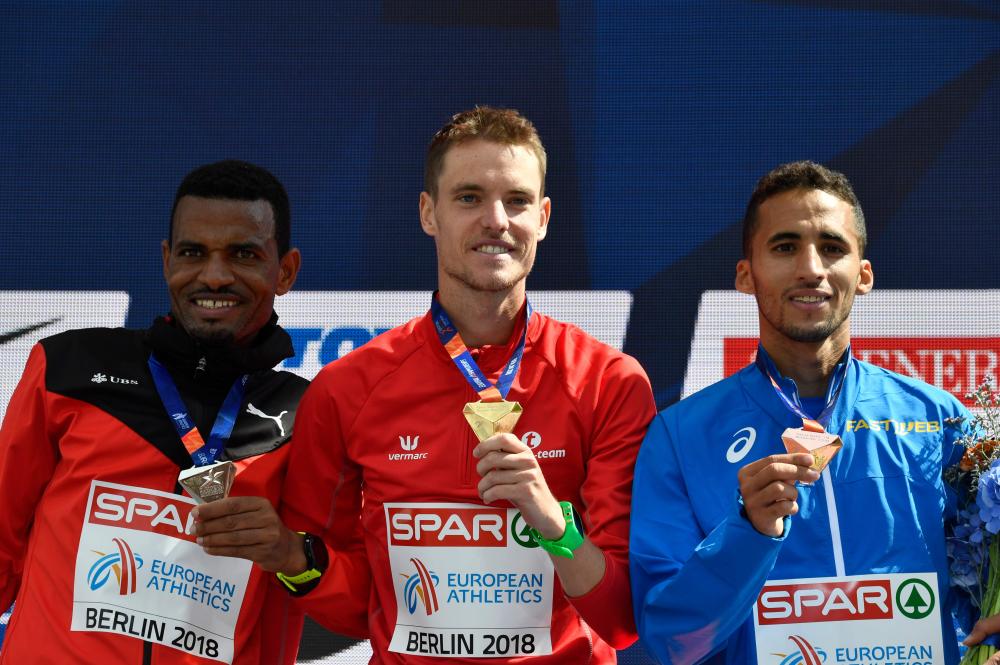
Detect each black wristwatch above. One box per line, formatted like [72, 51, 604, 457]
[276, 532, 328, 596]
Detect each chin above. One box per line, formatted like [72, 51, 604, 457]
[187, 325, 237, 346]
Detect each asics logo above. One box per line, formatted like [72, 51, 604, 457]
[726, 427, 756, 463]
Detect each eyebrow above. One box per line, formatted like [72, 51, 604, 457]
[766, 230, 849, 245]
[173, 240, 267, 251]
[449, 182, 535, 198]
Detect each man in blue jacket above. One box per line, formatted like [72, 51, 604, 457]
[630, 161, 978, 664]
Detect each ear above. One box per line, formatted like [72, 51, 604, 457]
[855, 258, 874, 295]
[419, 192, 437, 237]
[161, 239, 171, 282]
[735, 258, 755, 294]
[275, 248, 302, 296]
[536, 196, 552, 241]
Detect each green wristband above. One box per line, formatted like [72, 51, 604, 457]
[528, 501, 585, 559]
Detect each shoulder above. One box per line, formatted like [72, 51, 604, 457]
[38, 327, 146, 388]
[661, 368, 750, 424]
[854, 358, 966, 414]
[530, 313, 648, 384]
[39, 326, 141, 357]
[309, 316, 427, 391]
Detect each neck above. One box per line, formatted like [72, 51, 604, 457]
[760, 327, 850, 398]
[437, 282, 525, 348]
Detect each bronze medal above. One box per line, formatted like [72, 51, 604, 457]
[463, 399, 523, 442]
[781, 427, 843, 473]
[178, 460, 235, 504]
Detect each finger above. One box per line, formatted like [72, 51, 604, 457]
[195, 507, 277, 537]
[481, 483, 523, 506]
[473, 433, 525, 458]
[199, 543, 275, 560]
[963, 614, 1000, 646]
[742, 483, 799, 516]
[193, 496, 270, 522]
[743, 462, 818, 495]
[737, 454, 815, 481]
[475, 450, 536, 477]
[477, 469, 537, 497]
[198, 525, 279, 549]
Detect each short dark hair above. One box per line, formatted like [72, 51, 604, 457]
[742, 161, 866, 258]
[170, 160, 291, 255]
[424, 106, 547, 198]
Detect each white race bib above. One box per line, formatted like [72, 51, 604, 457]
[385, 502, 555, 658]
[754, 573, 944, 665]
[71, 481, 252, 663]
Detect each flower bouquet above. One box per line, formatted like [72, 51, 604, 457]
[945, 379, 1000, 664]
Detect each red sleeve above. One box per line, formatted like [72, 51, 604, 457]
[0, 344, 58, 611]
[568, 354, 656, 649]
[279, 367, 370, 638]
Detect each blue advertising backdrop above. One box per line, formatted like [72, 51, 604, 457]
[1, 1, 998, 662]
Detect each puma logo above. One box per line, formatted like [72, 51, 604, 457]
[246, 403, 288, 437]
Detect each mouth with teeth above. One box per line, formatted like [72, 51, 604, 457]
[473, 242, 514, 256]
[791, 295, 829, 303]
[193, 299, 238, 310]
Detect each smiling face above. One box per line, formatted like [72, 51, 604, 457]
[735, 188, 873, 351]
[162, 195, 300, 346]
[419, 139, 550, 299]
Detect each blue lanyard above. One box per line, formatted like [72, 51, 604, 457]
[754, 344, 850, 431]
[147, 355, 247, 466]
[430, 294, 532, 401]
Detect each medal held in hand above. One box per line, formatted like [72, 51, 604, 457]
[464, 400, 523, 442]
[179, 460, 236, 503]
[781, 427, 842, 472]
[756, 344, 849, 474]
[148, 354, 248, 502]
[430, 294, 531, 440]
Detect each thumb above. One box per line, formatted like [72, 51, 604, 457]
[963, 614, 1000, 646]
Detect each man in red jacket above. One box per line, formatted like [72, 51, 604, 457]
[198, 108, 656, 663]
[0, 160, 310, 664]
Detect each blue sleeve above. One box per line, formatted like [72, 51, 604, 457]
[630, 410, 786, 664]
[943, 400, 977, 635]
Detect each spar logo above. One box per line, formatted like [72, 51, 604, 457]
[510, 512, 539, 549]
[757, 579, 892, 625]
[387, 506, 507, 547]
[724, 337, 1000, 407]
[86, 483, 197, 543]
[403, 558, 440, 616]
[776, 635, 828, 665]
[87, 538, 144, 595]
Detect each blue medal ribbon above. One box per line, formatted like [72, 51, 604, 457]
[147, 355, 247, 466]
[754, 344, 850, 431]
[430, 293, 532, 401]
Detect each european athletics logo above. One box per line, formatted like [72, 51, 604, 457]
[87, 538, 144, 595]
[403, 558, 439, 616]
[776, 635, 827, 665]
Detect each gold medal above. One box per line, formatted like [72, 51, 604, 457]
[178, 460, 235, 504]
[781, 427, 843, 473]
[463, 399, 523, 442]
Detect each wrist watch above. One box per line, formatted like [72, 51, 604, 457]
[528, 501, 585, 559]
[276, 532, 328, 595]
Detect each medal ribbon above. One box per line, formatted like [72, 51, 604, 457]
[148, 355, 247, 466]
[754, 344, 850, 432]
[430, 294, 532, 402]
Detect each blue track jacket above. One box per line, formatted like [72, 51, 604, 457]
[631, 349, 970, 664]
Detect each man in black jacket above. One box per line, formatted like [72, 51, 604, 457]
[0, 160, 309, 664]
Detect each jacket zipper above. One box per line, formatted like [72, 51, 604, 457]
[821, 467, 846, 576]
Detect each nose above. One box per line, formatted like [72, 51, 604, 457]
[198, 252, 236, 290]
[480, 199, 510, 233]
[796, 244, 824, 282]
